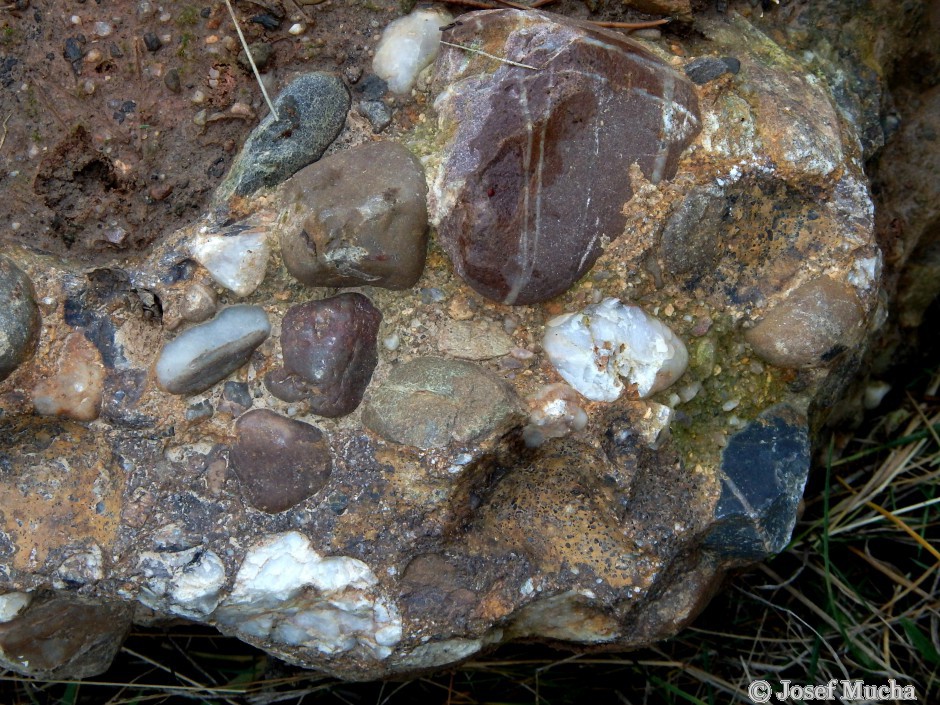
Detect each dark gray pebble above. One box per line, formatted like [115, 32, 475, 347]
[0, 256, 41, 382]
[359, 100, 391, 133]
[143, 32, 162, 52]
[164, 68, 181, 93]
[217, 72, 350, 200]
[684, 56, 735, 85]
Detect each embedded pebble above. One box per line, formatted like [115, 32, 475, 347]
[32, 332, 106, 422]
[0, 256, 41, 382]
[237, 42, 274, 72]
[163, 68, 181, 93]
[359, 100, 392, 132]
[864, 381, 891, 409]
[543, 298, 688, 401]
[179, 282, 218, 325]
[190, 227, 270, 297]
[156, 305, 271, 395]
[438, 320, 513, 360]
[230, 409, 332, 513]
[264, 293, 381, 417]
[280, 141, 429, 290]
[218, 72, 350, 199]
[522, 383, 588, 448]
[431, 12, 700, 305]
[372, 8, 452, 94]
[684, 56, 738, 85]
[362, 357, 522, 449]
[744, 277, 864, 368]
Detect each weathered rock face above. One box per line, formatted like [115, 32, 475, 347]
[265, 293, 382, 417]
[0, 0, 937, 684]
[430, 11, 701, 305]
[279, 141, 429, 290]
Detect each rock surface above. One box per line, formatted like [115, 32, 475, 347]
[0, 598, 131, 680]
[265, 293, 381, 417]
[156, 305, 271, 395]
[0, 0, 935, 683]
[363, 357, 522, 449]
[217, 72, 350, 200]
[0, 256, 40, 382]
[430, 11, 701, 305]
[279, 141, 429, 290]
[230, 409, 333, 513]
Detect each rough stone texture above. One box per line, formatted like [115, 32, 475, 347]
[744, 277, 865, 368]
[0, 598, 131, 679]
[264, 293, 381, 417]
[217, 72, 350, 200]
[0, 255, 41, 382]
[230, 409, 332, 513]
[279, 141, 429, 291]
[704, 405, 810, 561]
[0, 0, 936, 682]
[363, 357, 523, 449]
[430, 11, 700, 305]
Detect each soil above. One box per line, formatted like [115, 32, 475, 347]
[0, 0, 673, 267]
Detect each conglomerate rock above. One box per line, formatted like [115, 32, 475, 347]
[0, 1, 937, 682]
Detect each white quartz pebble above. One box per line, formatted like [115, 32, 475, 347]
[190, 229, 270, 297]
[542, 298, 688, 401]
[372, 8, 452, 95]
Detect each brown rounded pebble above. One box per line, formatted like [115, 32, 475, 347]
[745, 277, 864, 368]
[230, 409, 332, 513]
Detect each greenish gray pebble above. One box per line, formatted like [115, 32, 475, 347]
[0, 256, 41, 383]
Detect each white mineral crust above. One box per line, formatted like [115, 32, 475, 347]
[543, 298, 688, 401]
[214, 532, 402, 660]
[138, 548, 227, 619]
[372, 8, 452, 95]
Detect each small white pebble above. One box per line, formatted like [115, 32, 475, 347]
[10, 222, 21, 231]
[208, 67, 220, 79]
[94, 21, 113, 37]
[722, 399, 740, 412]
[193, 109, 207, 126]
[70, 15, 82, 25]
[289, 23, 304, 35]
[382, 332, 400, 351]
[159, 11, 171, 22]
[191, 90, 206, 104]
[668, 392, 681, 407]
[864, 381, 891, 410]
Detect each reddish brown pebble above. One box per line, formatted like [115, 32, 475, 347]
[230, 409, 332, 513]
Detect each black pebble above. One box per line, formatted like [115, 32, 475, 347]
[251, 13, 280, 30]
[356, 73, 388, 101]
[684, 56, 734, 85]
[200, 7, 211, 18]
[143, 32, 162, 52]
[721, 56, 741, 74]
[222, 381, 253, 409]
